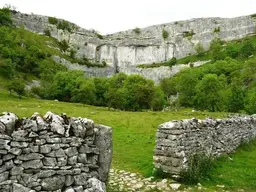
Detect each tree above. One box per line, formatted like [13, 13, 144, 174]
[195, 74, 222, 112]
[93, 77, 108, 106]
[104, 73, 128, 109]
[0, 59, 16, 79]
[49, 70, 84, 101]
[227, 83, 245, 112]
[245, 88, 256, 114]
[240, 41, 255, 57]
[177, 68, 202, 107]
[160, 77, 178, 99]
[121, 75, 156, 110]
[149, 86, 165, 111]
[71, 78, 96, 105]
[104, 73, 164, 111]
[8, 80, 25, 98]
[210, 38, 226, 61]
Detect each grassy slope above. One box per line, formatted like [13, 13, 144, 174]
[202, 140, 256, 191]
[2, 91, 256, 191]
[0, 91, 225, 176]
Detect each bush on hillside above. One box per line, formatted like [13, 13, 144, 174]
[210, 38, 226, 61]
[57, 20, 72, 32]
[48, 17, 58, 25]
[58, 39, 69, 52]
[240, 41, 255, 57]
[0, 59, 16, 79]
[8, 80, 25, 98]
[0, 7, 12, 26]
[167, 57, 177, 66]
[43, 28, 51, 37]
[133, 27, 141, 35]
[162, 29, 169, 40]
[195, 42, 205, 57]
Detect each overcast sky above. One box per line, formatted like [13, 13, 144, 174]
[0, 0, 255, 34]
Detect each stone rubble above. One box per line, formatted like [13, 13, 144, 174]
[107, 168, 243, 192]
[0, 112, 112, 192]
[107, 168, 181, 192]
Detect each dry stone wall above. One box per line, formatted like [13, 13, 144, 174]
[154, 116, 256, 177]
[0, 112, 112, 192]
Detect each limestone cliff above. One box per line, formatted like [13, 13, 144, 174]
[12, 11, 256, 82]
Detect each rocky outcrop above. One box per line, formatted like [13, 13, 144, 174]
[11, 11, 256, 82]
[154, 116, 256, 177]
[53, 55, 209, 83]
[0, 112, 112, 192]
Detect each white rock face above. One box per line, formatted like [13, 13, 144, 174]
[12, 11, 256, 82]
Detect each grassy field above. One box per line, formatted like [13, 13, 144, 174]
[201, 139, 256, 191]
[0, 91, 256, 191]
[0, 91, 225, 176]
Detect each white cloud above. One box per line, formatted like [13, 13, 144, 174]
[0, 0, 255, 34]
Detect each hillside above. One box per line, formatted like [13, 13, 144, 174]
[1, 6, 256, 192]
[1, 6, 256, 113]
[11, 10, 256, 82]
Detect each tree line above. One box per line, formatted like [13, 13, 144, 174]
[160, 56, 256, 114]
[35, 71, 165, 111]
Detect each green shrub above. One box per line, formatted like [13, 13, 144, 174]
[8, 79, 26, 98]
[210, 38, 227, 61]
[167, 57, 177, 66]
[78, 57, 90, 65]
[213, 27, 221, 33]
[133, 27, 141, 35]
[179, 153, 214, 184]
[0, 7, 13, 26]
[226, 44, 239, 58]
[162, 29, 169, 40]
[30, 86, 42, 97]
[183, 30, 195, 39]
[0, 59, 16, 79]
[240, 41, 255, 57]
[69, 49, 76, 59]
[102, 60, 107, 67]
[57, 20, 72, 32]
[43, 28, 51, 37]
[194, 42, 204, 56]
[250, 13, 256, 19]
[48, 17, 58, 25]
[96, 33, 104, 39]
[58, 39, 69, 52]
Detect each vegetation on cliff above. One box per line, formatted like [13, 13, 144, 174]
[0, 7, 165, 111]
[160, 37, 256, 114]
